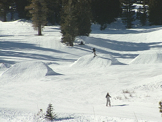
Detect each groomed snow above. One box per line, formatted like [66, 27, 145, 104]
[0, 20, 162, 122]
[130, 50, 162, 64]
[0, 61, 59, 84]
[71, 54, 123, 68]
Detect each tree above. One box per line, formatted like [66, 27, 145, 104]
[91, 0, 121, 30]
[60, 0, 92, 46]
[140, 0, 149, 26]
[60, 0, 77, 46]
[0, 0, 14, 21]
[159, 101, 162, 114]
[121, 0, 136, 28]
[15, 0, 31, 19]
[25, 0, 48, 35]
[148, 0, 162, 25]
[45, 0, 62, 25]
[74, 0, 92, 36]
[33, 109, 46, 122]
[45, 103, 56, 121]
[136, 0, 148, 26]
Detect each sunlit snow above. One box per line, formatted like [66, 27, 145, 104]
[0, 19, 162, 122]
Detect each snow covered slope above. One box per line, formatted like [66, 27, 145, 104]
[71, 54, 123, 68]
[0, 61, 59, 84]
[130, 50, 162, 64]
[0, 20, 162, 122]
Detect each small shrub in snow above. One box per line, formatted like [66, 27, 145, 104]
[45, 103, 57, 121]
[159, 101, 162, 113]
[33, 109, 46, 122]
[122, 89, 135, 98]
[115, 96, 122, 100]
[122, 90, 130, 94]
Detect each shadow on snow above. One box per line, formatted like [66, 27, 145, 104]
[91, 26, 162, 34]
[0, 41, 76, 63]
[74, 37, 162, 59]
[112, 104, 129, 107]
[55, 116, 74, 121]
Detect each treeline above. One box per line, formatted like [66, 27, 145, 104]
[0, 0, 162, 46]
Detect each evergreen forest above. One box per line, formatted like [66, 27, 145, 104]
[0, 0, 162, 46]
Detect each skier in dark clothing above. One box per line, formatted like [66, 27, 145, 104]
[92, 48, 97, 57]
[106, 92, 111, 107]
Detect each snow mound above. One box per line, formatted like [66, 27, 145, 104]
[0, 63, 11, 69]
[0, 61, 58, 83]
[130, 50, 162, 64]
[71, 54, 122, 68]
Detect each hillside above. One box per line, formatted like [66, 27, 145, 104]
[0, 20, 162, 122]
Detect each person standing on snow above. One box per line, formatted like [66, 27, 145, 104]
[106, 92, 111, 107]
[92, 48, 97, 57]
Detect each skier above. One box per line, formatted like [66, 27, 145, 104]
[106, 92, 111, 107]
[92, 48, 97, 57]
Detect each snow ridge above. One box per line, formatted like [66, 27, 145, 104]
[71, 54, 123, 68]
[130, 50, 162, 64]
[0, 61, 58, 84]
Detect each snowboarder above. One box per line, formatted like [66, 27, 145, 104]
[106, 92, 111, 107]
[92, 48, 97, 57]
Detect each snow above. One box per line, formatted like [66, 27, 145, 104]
[130, 50, 162, 64]
[0, 61, 59, 84]
[0, 19, 162, 122]
[70, 54, 123, 68]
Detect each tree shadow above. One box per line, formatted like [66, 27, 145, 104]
[0, 35, 14, 37]
[112, 104, 129, 107]
[87, 37, 160, 51]
[55, 116, 74, 121]
[91, 26, 162, 34]
[43, 27, 60, 33]
[74, 37, 162, 59]
[0, 50, 75, 62]
[0, 41, 77, 63]
[0, 41, 64, 53]
[0, 59, 15, 65]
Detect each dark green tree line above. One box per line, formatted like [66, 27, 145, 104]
[92, 0, 121, 30]
[2, 0, 162, 27]
[0, 0, 14, 21]
[149, 0, 162, 25]
[4, 0, 162, 47]
[60, 0, 92, 46]
[15, 0, 31, 19]
[121, 0, 136, 28]
[45, 0, 62, 25]
[136, 0, 149, 26]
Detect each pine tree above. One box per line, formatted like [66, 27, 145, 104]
[121, 0, 135, 28]
[60, 0, 92, 46]
[15, 0, 31, 19]
[91, 0, 121, 30]
[159, 101, 162, 113]
[140, 0, 148, 25]
[136, 0, 148, 26]
[25, 0, 48, 35]
[60, 0, 77, 46]
[0, 0, 14, 21]
[45, 0, 62, 25]
[45, 103, 56, 121]
[149, 0, 162, 25]
[33, 109, 45, 122]
[74, 0, 92, 36]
